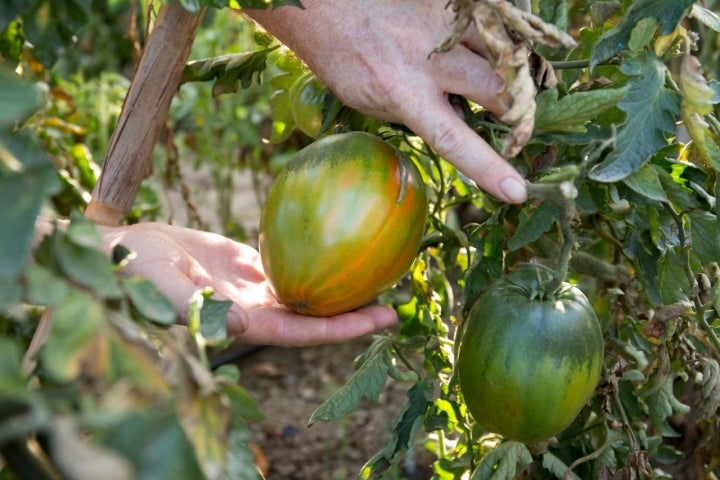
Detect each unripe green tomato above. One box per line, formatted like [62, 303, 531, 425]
[289, 72, 327, 138]
[456, 266, 604, 443]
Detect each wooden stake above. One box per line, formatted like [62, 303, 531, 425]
[85, 1, 205, 226]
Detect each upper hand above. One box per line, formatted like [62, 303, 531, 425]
[99, 222, 398, 346]
[246, 0, 528, 204]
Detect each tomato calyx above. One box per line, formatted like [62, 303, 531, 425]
[505, 264, 569, 302]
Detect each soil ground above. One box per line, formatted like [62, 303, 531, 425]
[226, 340, 435, 480]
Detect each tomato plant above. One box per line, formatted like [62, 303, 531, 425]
[3, 1, 720, 479]
[456, 265, 604, 443]
[258, 131, 428, 316]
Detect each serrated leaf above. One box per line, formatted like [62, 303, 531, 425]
[181, 50, 274, 95]
[590, 0, 694, 69]
[534, 86, 629, 134]
[470, 441, 533, 480]
[358, 380, 432, 480]
[309, 337, 392, 424]
[507, 201, 558, 251]
[643, 371, 691, 437]
[622, 164, 668, 203]
[589, 53, 679, 182]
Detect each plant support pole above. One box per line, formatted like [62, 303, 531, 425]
[85, 1, 205, 226]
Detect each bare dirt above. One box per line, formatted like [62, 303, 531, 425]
[225, 339, 435, 480]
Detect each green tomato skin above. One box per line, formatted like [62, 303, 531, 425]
[290, 73, 326, 138]
[258, 132, 428, 317]
[456, 267, 604, 443]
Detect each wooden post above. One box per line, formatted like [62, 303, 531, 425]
[85, 1, 206, 226]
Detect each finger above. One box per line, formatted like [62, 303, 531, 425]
[402, 94, 527, 203]
[233, 304, 398, 347]
[431, 45, 507, 115]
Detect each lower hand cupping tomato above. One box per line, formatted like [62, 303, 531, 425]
[98, 222, 398, 346]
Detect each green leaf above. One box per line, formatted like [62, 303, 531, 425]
[219, 383, 264, 421]
[461, 216, 505, 315]
[628, 16, 657, 52]
[658, 248, 691, 305]
[688, 210, 720, 264]
[507, 201, 559, 251]
[121, 277, 176, 326]
[643, 371, 691, 437]
[182, 50, 274, 95]
[0, 130, 60, 278]
[40, 291, 104, 382]
[0, 67, 42, 127]
[691, 3, 720, 32]
[267, 54, 306, 143]
[94, 410, 205, 480]
[534, 86, 629, 134]
[0, 338, 27, 394]
[470, 441, 533, 480]
[55, 233, 122, 299]
[622, 164, 668, 203]
[25, 265, 71, 307]
[309, 336, 392, 423]
[358, 379, 432, 480]
[200, 297, 231, 340]
[21, 0, 92, 67]
[542, 451, 580, 480]
[590, 0, 694, 69]
[589, 52, 679, 182]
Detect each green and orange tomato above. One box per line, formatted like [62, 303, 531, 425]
[258, 131, 428, 317]
[455, 266, 604, 443]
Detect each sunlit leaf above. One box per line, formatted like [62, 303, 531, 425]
[534, 86, 629, 134]
[200, 298, 231, 340]
[309, 336, 392, 424]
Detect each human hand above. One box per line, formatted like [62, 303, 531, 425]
[245, 0, 528, 204]
[99, 222, 398, 346]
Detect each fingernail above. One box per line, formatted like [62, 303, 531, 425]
[500, 177, 528, 203]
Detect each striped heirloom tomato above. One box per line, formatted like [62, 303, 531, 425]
[456, 266, 604, 443]
[259, 132, 428, 317]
